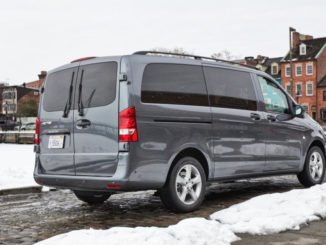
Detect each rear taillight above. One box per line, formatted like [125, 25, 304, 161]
[35, 118, 40, 145]
[35, 179, 42, 185]
[119, 107, 138, 142]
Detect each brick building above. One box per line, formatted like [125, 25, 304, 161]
[24, 70, 47, 89]
[0, 71, 47, 120]
[281, 31, 326, 122]
[0, 86, 40, 120]
[243, 56, 283, 84]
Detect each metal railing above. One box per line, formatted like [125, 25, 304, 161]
[0, 131, 35, 144]
[133, 51, 258, 70]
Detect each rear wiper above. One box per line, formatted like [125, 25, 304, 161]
[85, 88, 96, 108]
[62, 72, 75, 118]
[77, 69, 85, 116]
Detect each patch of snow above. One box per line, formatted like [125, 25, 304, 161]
[35, 218, 239, 245]
[36, 184, 326, 245]
[0, 144, 37, 190]
[210, 184, 326, 235]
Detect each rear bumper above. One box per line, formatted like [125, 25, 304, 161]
[34, 152, 164, 192]
[33, 173, 157, 191]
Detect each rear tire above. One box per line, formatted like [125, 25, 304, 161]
[297, 146, 325, 187]
[73, 190, 111, 204]
[160, 156, 206, 213]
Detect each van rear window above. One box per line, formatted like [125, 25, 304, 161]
[43, 68, 75, 112]
[141, 63, 209, 106]
[43, 62, 117, 112]
[75, 62, 117, 109]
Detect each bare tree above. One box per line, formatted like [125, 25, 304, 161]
[150, 47, 192, 58]
[211, 50, 239, 61]
[150, 47, 240, 61]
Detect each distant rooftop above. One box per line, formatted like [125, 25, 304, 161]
[283, 37, 326, 61]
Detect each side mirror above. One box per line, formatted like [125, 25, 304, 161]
[294, 105, 304, 117]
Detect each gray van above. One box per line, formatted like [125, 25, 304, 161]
[34, 51, 326, 212]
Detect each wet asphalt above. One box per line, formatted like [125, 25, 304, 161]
[0, 175, 303, 245]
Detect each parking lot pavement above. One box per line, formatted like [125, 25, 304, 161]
[235, 220, 326, 245]
[0, 175, 312, 244]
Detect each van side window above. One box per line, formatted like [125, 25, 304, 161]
[257, 76, 290, 114]
[141, 63, 209, 106]
[43, 68, 75, 112]
[204, 67, 257, 110]
[76, 62, 117, 109]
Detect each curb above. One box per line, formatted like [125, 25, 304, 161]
[0, 186, 42, 196]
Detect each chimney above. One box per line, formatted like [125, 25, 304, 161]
[38, 71, 47, 80]
[244, 56, 256, 66]
[292, 31, 314, 48]
[256, 55, 268, 64]
[38, 71, 47, 88]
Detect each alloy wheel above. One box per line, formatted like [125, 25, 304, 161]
[309, 151, 324, 181]
[175, 164, 202, 205]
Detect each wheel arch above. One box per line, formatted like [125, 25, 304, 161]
[165, 147, 210, 185]
[301, 139, 326, 171]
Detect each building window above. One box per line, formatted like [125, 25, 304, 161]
[312, 106, 317, 120]
[302, 104, 309, 113]
[271, 64, 278, 75]
[306, 63, 313, 75]
[323, 91, 326, 101]
[306, 82, 313, 96]
[299, 43, 307, 55]
[312, 111, 317, 120]
[285, 65, 291, 77]
[296, 83, 302, 96]
[321, 108, 326, 120]
[34, 91, 39, 96]
[295, 64, 302, 76]
[285, 83, 291, 94]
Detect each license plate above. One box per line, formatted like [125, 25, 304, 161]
[48, 135, 65, 149]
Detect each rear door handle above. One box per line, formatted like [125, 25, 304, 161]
[76, 119, 91, 129]
[267, 115, 276, 122]
[250, 113, 261, 120]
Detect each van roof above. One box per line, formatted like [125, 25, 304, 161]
[132, 51, 258, 71]
[48, 51, 270, 79]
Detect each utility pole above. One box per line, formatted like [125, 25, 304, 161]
[5, 101, 8, 132]
[289, 27, 296, 99]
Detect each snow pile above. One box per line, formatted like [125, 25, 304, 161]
[36, 184, 326, 245]
[0, 144, 36, 190]
[210, 184, 326, 235]
[35, 218, 239, 245]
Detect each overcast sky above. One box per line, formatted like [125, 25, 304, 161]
[1, 0, 326, 85]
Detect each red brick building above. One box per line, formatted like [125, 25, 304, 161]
[281, 32, 326, 123]
[24, 70, 47, 89]
[0, 86, 40, 120]
[0, 71, 47, 120]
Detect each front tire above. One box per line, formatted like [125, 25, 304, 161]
[160, 156, 206, 213]
[73, 190, 111, 204]
[297, 146, 325, 187]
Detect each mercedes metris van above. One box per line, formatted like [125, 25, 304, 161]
[34, 51, 326, 212]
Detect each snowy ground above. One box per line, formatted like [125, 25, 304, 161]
[2, 143, 325, 244]
[0, 144, 37, 190]
[36, 184, 326, 245]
